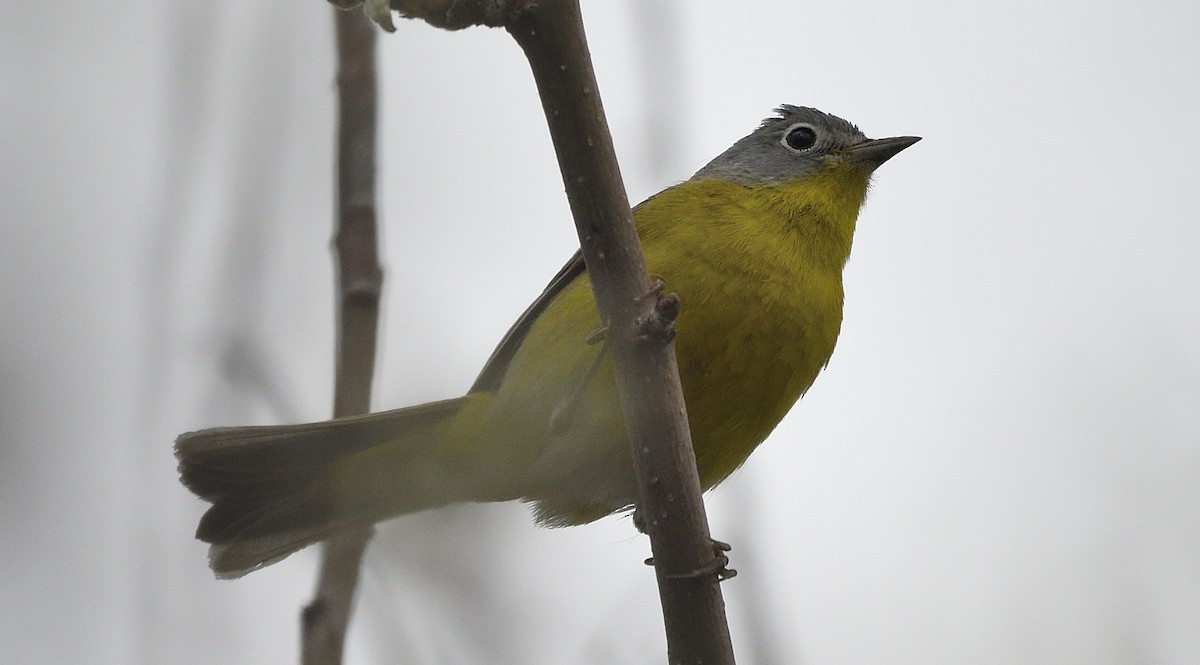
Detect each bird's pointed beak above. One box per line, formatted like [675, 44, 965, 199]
[842, 135, 921, 171]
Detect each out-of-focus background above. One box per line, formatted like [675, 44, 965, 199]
[3, 0, 1198, 663]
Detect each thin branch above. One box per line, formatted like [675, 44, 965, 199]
[301, 8, 382, 665]
[318, 1, 736, 661]
[505, 3, 736, 663]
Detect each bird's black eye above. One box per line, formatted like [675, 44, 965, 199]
[783, 125, 818, 151]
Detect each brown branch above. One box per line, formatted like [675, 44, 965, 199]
[505, 3, 736, 663]
[301, 7, 382, 665]
[317, 1, 735, 661]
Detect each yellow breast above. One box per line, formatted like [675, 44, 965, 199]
[635, 170, 868, 487]
[475, 165, 872, 524]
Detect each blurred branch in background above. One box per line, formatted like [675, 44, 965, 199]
[630, 0, 688, 180]
[630, 3, 786, 662]
[504, 2, 735, 663]
[307, 0, 734, 662]
[301, 8, 382, 665]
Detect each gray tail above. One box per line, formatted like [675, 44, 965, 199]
[175, 398, 464, 578]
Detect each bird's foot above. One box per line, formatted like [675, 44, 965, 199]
[641, 275, 666, 300]
[644, 539, 737, 581]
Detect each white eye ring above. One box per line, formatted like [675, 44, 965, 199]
[781, 123, 819, 152]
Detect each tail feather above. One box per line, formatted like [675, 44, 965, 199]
[175, 398, 465, 578]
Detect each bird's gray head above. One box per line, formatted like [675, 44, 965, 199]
[692, 105, 919, 186]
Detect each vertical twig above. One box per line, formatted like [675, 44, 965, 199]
[301, 7, 381, 665]
[305, 1, 735, 661]
[505, 2, 736, 663]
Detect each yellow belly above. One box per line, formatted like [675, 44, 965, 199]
[473, 175, 860, 525]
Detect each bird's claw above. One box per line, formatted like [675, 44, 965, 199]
[641, 275, 666, 300]
[644, 539, 737, 581]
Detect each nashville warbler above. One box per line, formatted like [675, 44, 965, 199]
[176, 105, 919, 578]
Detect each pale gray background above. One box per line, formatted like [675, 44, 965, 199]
[2, 0, 1198, 663]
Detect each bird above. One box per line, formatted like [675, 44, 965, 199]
[175, 105, 920, 578]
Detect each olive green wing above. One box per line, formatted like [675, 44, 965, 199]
[469, 249, 587, 393]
